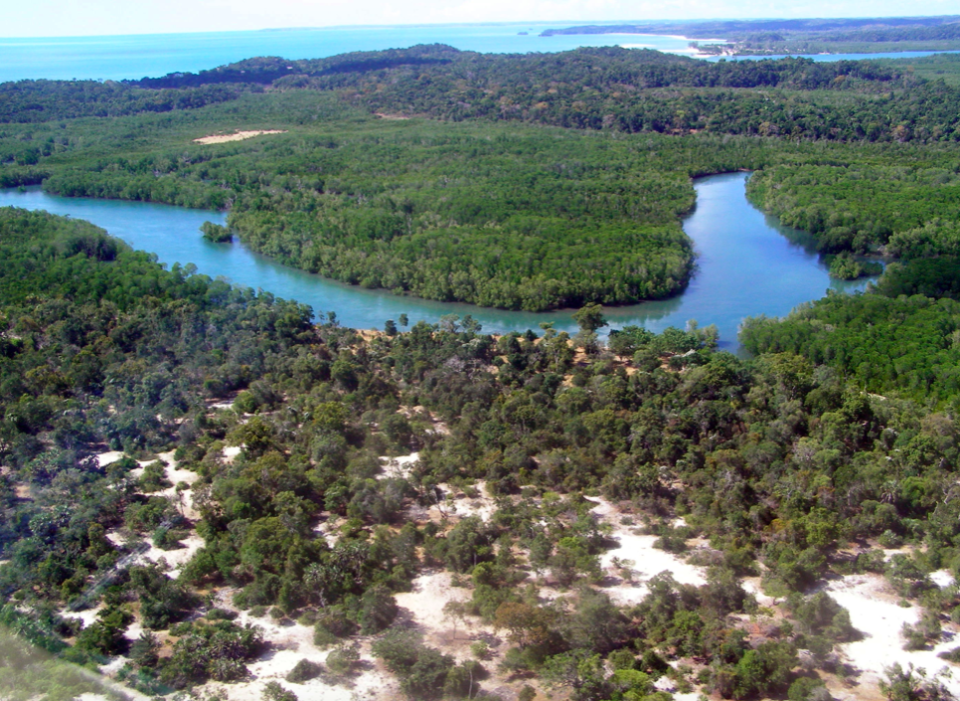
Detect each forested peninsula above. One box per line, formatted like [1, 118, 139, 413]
[7, 43, 960, 701]
[539, 17, 960, 56]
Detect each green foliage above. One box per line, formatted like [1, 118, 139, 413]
[201, 221, 232, 243]
[263, 680, 298, 701]
[157, 620, 264, 688]
[741, 293, 960, 402]
[326, 644, 360, 676]
[828, 252, 882, 280]
[748, 163, 960, 254]
[875, 257, 960, 300]
[75, 606, 132, 656]
[881, 663, 954, 701]
[286, 658, 323, 683]
[0, 627, 115, 701]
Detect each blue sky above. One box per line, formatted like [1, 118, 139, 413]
[5, 0, 958, 37]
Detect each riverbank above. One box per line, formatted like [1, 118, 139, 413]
[0, 173, 873, 349]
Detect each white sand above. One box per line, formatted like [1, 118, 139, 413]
[59, 602, 104, 629]
[151, 449, 201, 520]
[394, 571, 480, 652]
[931, 569, 956, 589]
[197, 590, 402, 701]
[140, 533, 205, 577]
[223, 445, 243, 462]
[826, 573, 960, 696]
[95, 450, 126, 468]
[587, 498, 707, 605]
[379, 452, 420, 480]
[441, 480, 498, 522]
[193, 130, 287, 145]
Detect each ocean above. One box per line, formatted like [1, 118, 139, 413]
[0, 22, 707, 83]
[2, 22, 955, 84]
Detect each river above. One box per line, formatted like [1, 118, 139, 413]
[0, 172, 872, 349]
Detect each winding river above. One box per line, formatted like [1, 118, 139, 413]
[0, 172, 871, 349]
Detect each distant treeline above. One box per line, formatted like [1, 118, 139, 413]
[539, 16, 960, 37]
[3, 45, 960, 145]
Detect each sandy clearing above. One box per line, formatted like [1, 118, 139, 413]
[199, 589, 402, 701]
[442, 481, 498, 522]
[95, 450, 126, 468]
[379, 452, 420, 480]
[59, 602, 105, 629]
[151, 449, 201, 520]
[193, 130, 287, 145]
[826, 573, 960, 697]
[394, 571, 481, 652]
[105, 529, 128, 549]
[587, 497, 706, 606]
[931, 569, 956, 589]
[124, 618, 143, 643]
[223, 445, 243, 463]
[141, 533, 205, 577]
[741, 577, 779, 607]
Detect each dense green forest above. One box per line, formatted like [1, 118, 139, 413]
[5, 45, 960, 143]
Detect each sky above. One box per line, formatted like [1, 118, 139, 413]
[3, 0, 959, 38]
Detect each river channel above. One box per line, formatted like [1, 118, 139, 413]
[0, 172, 871, 349]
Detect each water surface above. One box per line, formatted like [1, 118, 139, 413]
[0, 24, 702, 83]
[0, 173, 871, 348]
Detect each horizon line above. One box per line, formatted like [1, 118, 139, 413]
[2, 13, 959, 41]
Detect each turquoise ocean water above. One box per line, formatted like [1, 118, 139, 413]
[2, 22, 954, 83]
[0, 23, 705, 82]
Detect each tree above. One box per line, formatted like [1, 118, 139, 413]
[493, 601, 552, 649]
[359, 584, 398, 634]
[443, 600, 470, 639]
[573, 304, 608, 334]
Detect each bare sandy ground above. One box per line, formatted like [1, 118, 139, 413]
[440, 480, 498, 522]
[197, 590, 403, 701]
[587, 497, 707, 606]
[826, 573, 960, 697]
[379, 452, 420, 480]
[95, 450, 126, 468]
[193, 130, 287, 145]
[394, 571, 482, 654]
[59, 602, 104, 629]
[94, 450, 204, 578]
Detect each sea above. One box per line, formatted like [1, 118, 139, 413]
[2, 21, 955, 84]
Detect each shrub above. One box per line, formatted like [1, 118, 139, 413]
[358, 585, 398, 635]
[789, 676, 827, 701]
[262, 681, 298, 701]
[518, 686, 537, 701]
[286, 658, 323, 683]
[326, 644, 360, 676]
